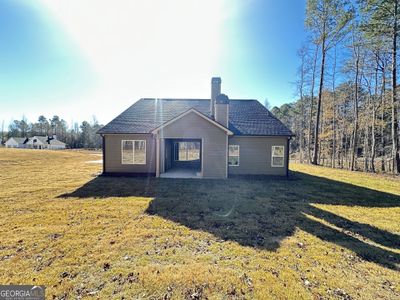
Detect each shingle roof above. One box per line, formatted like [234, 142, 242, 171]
[32, 136, 66, 145]
[98, 98, 293, 136]
[8, 137, 27, 144]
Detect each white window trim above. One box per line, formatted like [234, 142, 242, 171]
[228, 145, 240, 167]
[121, 140, 146, 165]
[271, 145, 285, 167]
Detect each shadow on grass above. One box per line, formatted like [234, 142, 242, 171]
[58, 171, 400, 270]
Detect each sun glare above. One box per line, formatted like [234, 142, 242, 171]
[39, 0, 233, 123]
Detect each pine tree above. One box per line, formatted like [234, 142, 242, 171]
[359, 0, 400, 173]
[306, 0, 354, 165]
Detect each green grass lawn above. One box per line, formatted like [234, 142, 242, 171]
[0, 148, 399, 299]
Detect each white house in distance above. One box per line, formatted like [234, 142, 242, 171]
[25, 136, 66, 150]
[5, 137, 28, 148]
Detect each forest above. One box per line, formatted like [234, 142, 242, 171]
[272, 0, 400, 174]
[0, 115, 103, 149]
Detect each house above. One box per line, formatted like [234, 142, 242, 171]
[98, 77, 293, 178]
[45, 137, 66, 150]
[5, 137, 28, 148]
[25, 136, 66, 150]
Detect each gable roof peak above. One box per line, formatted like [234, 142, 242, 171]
[151, 108, 233, 135]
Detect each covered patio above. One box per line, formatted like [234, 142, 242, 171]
[152, 108, 231, 179]
[160, 139, 202, 178]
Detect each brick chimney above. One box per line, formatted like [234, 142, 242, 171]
[210, 77, 221, 118]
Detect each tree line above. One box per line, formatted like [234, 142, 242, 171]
[272, 0, 400, 174]
[0, 115, 103, 149]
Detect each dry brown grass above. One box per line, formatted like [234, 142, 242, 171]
[0, 148, 399, 299]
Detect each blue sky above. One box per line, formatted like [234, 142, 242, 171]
[0, 0, 306, 126]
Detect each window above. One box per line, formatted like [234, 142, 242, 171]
[174, 142, 200, 161]
[121, 140, 146, 164]
[228, 145, 239, 166]
[271, 146, 285, 167]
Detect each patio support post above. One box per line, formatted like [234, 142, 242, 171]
[156, 135, 160, 177]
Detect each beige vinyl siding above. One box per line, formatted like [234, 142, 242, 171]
[104, 134, 156, 174]
[158, 111, 228, 178]
[228, 136, 288, 176]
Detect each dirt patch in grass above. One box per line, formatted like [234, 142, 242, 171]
[0, 149, 399, 299]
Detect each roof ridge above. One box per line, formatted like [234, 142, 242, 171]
[141, 98, 210, 101]
[229, 99, 258, 101]
[140, 98, 259, 101]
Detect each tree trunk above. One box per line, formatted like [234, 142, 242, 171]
[319, 106, 324, 165]
[350, 48, 360, 171]
[344, 134, 351, 168]
[332, 46, 337, 168]
[308, 44, 319, 164]
[391, 1, 399, 174]
[370, 59, 380, 173]
[299, 53, 305, 164]
[299, 105, 304, 163]
[371, 106, 377, 172]
[381, 67, 386, 172]
[338, 129, 343, 168]
[312, 27, 326, 165]
[364, 112, 369, 172]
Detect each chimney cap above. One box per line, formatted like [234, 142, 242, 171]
[211, 77, 221, 84]
[216, 93, 229, 104]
